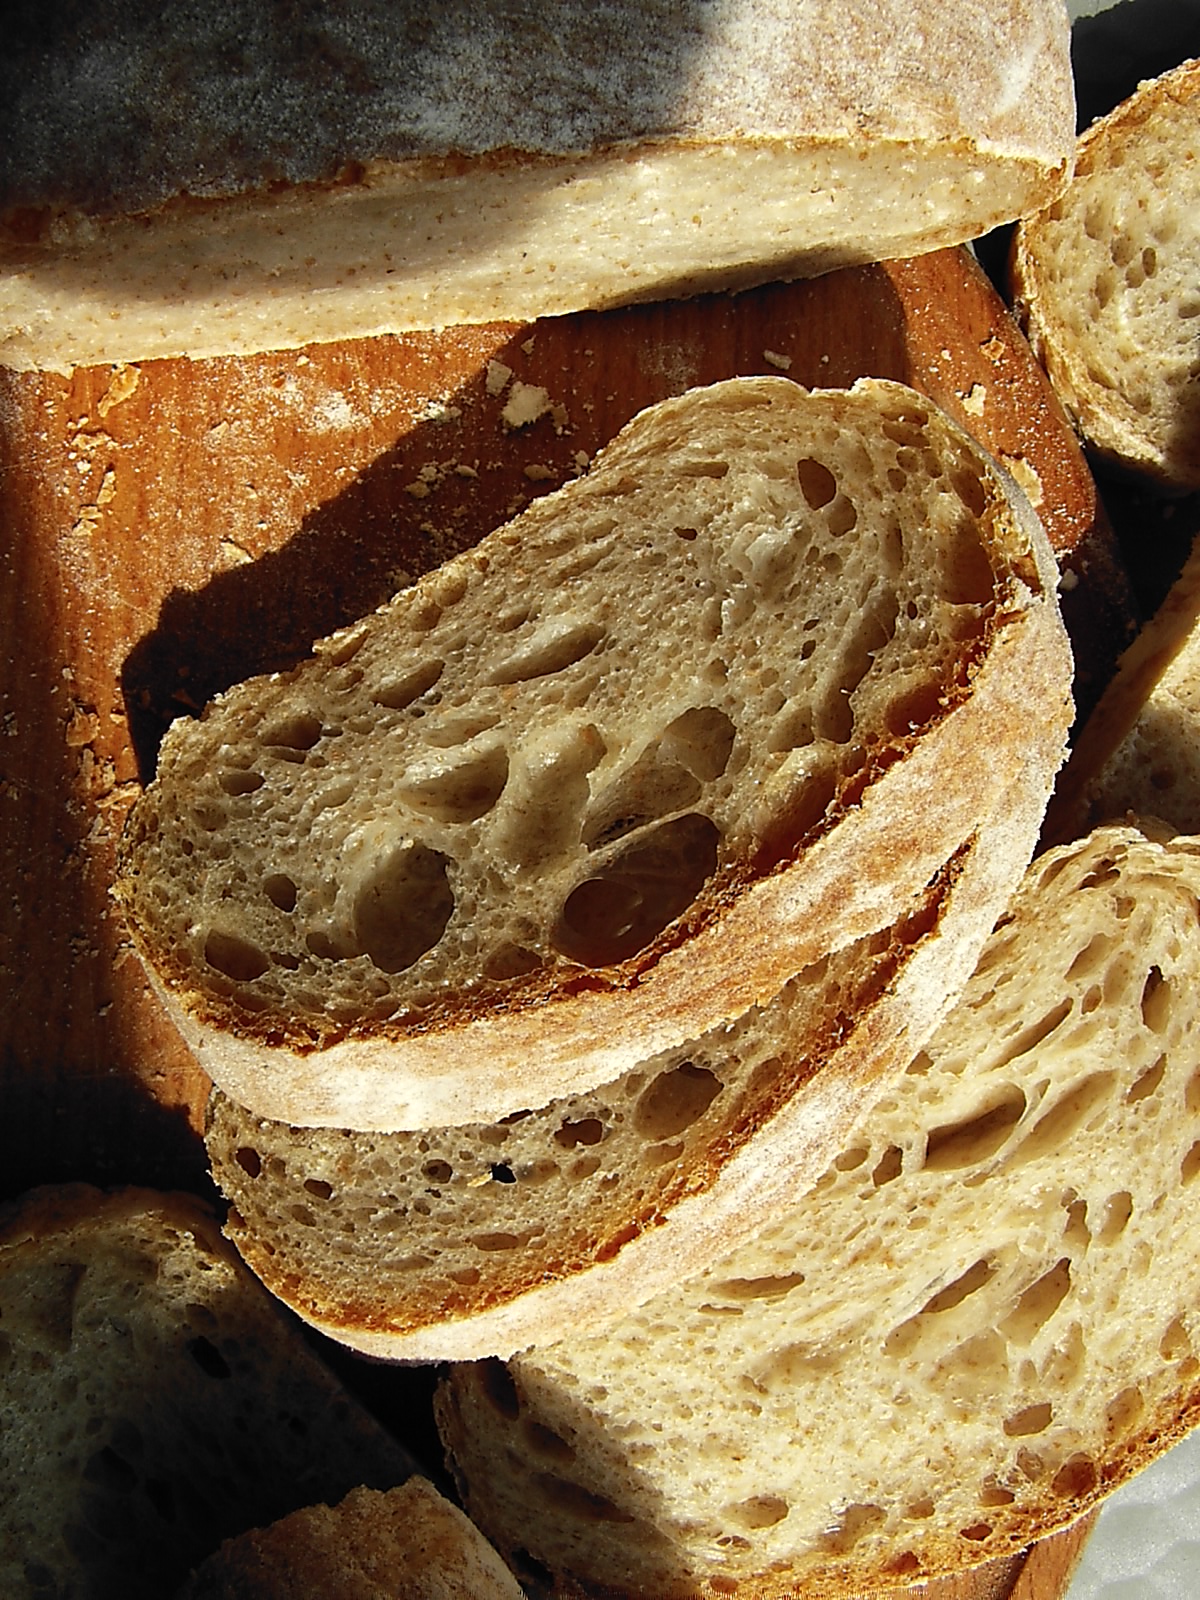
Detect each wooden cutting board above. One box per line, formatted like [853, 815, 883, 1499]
[0, 246, 1123, 1596]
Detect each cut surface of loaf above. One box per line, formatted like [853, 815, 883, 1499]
[0, 1184, 416, 1600]
[1046, 530, 1200, 842]
[206, 753, 1066, 1362]
[1012, 57, 1200, 489]
[116, 376, 1070, 1133]
[437, 820, 1200, 1598]
[173, 1479, 524, 1600]
[0, 1, 1073, 371]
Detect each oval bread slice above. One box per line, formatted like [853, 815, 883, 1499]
[115, 375, 1071, 1131]
[1012, 57, 1200, 489]
[436, 820, 1200, 1597]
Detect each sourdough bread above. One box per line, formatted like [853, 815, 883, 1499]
[0, 1184, 416, 1600]
[1012, 56, 1200, 489]
[1046, 529, 1200, 842]
[0, 1, 1073, 372]
[173, 1479, 525, 1600]
[436, 820, 1200, 1597]
[205, 753, 1066, 1363]
[115, 375, 1071, 1132]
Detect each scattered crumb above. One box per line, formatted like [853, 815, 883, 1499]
[501, 381, 552, 430]
[961, 384, 987, 417]
[763, 349, 792, 371]
[486, 360, 513, 396]
[415, 399, 463, 426]
[524, 463, 556, 482]
[1002, 454, 1044, 509]
[96, 364, 140, 417]
[521, 337, 537, 356]
[454, 463, 479, 479]
[1058, 566, 1080, 592]
[574, 450, 591, 471]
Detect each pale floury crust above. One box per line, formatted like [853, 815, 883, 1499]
[0, 1, 1073, 371]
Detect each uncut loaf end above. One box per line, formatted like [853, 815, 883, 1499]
[115, 375, 1072, 1134]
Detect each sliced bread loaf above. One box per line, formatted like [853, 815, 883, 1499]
[436, 820, 1200, 1597]
[0, 1184, 416, 1600]
[115, 375, 1071, 1133]
[173, 1479, 524, 1600]
[205, 749, 1064, 1363]
[1046, 528, 1200, 842]
[0, 1, 1073, 371]
[1012, 57, 1200, 489]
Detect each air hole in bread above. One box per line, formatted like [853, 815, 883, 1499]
[1106, 1385, 1146, 1439]
[660, 705, 736, 782]
[187, 1335, 232, 1380]
[82, 1445, 138, 1494]
[728, 1494, 790, 1530]
[234, 1147, 261, 1179]
[1126, 1055, 1166, 1103]
[677, 459, 730, 479]
[633, 1064, 723, 1141]
[352, 840, 455, 974]
[1051, 1454, 1097, 1500]
[979, 1482, 1016, 1508]
[472, 1232, 522, 1252]
[1097, 1191, 1133, 1245]
[1159, 1316, 1193, 1362]
[583, 753, 704, 851]
[1013, 1073, 1116, 1167]
[922, 1259, 996, 1318]
[263, 874, 297, 913]
[536, 1472, 636, 1524]
[262, 712, 323, 752]
[372, 660, 444, 711]
[553, 814, 719, 967]
[1004, 1402, 1053, 1437]
[872, 1145, 904, 1186]
[218, 769, 264, 796]
[923, 1088, 1025, 1171]
[1181, 1141, 1200, 1183]
[960, 1521, 993, 1542]
[1001, 1259, 1071, 1346]
[795, 457, 837, 509]
[397, 742, 510, 823]
[709, 1273, 805, 1302]
[524, 1421, 575, 1463]
[821, 1502, 885, 1554]
[479, 1358, 521, 1419]
[554, 1118, 605, 1150]
[487, 620, 606, 686]
[204, 929, 270, 983]
[1140, 965, 1174, 1033]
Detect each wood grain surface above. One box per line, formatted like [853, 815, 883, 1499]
[0, 247, 1126, 1596]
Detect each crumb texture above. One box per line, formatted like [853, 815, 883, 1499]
[1014, 57, 1200, 487]
[0, 1185, 413, 1600]
[117, 378, 1021, 1056]
[438, 821, 1200, 1597]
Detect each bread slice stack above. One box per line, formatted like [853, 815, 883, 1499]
[436, 819, 1200, 1597]
[112, 372, 1073, 1359]
[0, 0, 1074, 372]
[0, 1184, 417, 1600]
[1012, 56, 1200, 490]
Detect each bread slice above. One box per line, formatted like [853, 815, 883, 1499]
[0, 1, 1073, 372]
[436, 819, 1200, 1597]
[204, 749, 1065, 1363]
[1046, 529, 1200, 843]
[1011, 57, 1200, 489]
[173, 1479, 524, 1600]
[114, 376, 1070, 1133]
[0, 1184, 416, 1600]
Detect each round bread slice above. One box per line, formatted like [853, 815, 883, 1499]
[0, 1184, 416, 1600]
[1011, 57, 1200, 490]
[115, 375, 1071, 1132]
[436, 819, 1200, 1598]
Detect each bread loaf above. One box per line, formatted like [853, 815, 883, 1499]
[436, 820, 1200, 1597]
[0, 1, 1073, 372]
[1012, 56, 1200, 489]
[114, 376, 1071, 1133]
[173, 1479, 524, 1600]
[0, 1184, 416, 1600]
